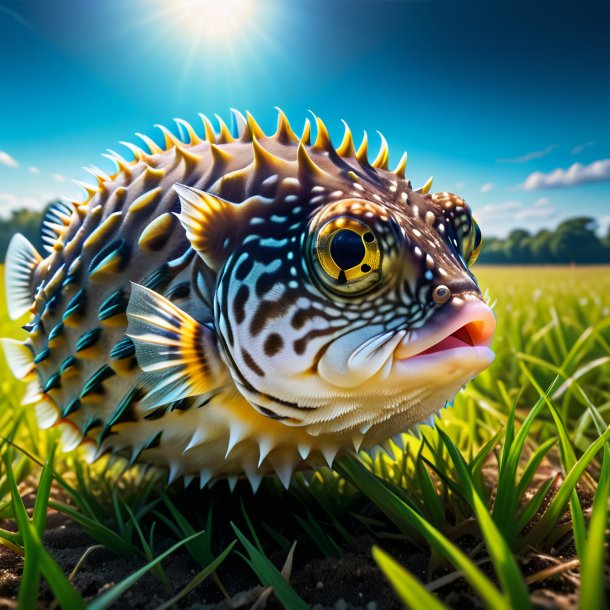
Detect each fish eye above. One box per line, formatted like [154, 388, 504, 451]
[312, 217, 382, 295]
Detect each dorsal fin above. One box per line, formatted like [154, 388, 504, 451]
[5, 233, 42, 320]
[126, 283, 229, 411]
[174, 183, 238, 271]
[1, 338, 35, 380]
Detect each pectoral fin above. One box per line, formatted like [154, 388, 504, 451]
[126, 283, 228, 411]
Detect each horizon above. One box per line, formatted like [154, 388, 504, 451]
[0, 0, 609, 238]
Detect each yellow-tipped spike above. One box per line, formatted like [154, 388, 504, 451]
[136, 132, 163, 154]
[230, 108, 248, 139]
[297, 140, 325, 181]
[392, 152, 407, 179]
[103, 149, 132, 174]
[420, 176, 434, 194]
[209, 142, 232, 165]
[73, 179, 98, 198]
[84, 165, 110, 185]
[245, 111, 266, 141]
[214, 114, 234, 143]
[372, 131, 389, 170]
[154, 124, 182, 149]
[173, 145, 201, 169]
[273, 107, 298, 143]
[199, 113, 217, 143]
[119, 140, 147, 161]
[174, 118, 201, 144]
[312, 115, 332, 152]
[356, 131, 369, 165]
[252, 135, 276, 172]
[300, 118, 311, 145]
[336, 119, 355, 157]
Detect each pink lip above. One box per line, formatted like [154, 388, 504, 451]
[394, 298, 496, 362]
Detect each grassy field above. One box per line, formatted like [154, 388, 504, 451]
[0, 265, 608, 609]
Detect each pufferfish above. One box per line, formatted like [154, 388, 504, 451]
[2, 109, 495, 490]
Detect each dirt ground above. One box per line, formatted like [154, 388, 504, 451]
[0, 479, 585, 610]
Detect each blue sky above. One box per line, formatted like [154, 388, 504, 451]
[0, 0, 608, 237]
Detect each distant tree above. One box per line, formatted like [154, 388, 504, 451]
[529, 229, 553, 263]
[504, 229, 531, 264]
[476, 216, 608, 265]
[547, 217, 607, 264]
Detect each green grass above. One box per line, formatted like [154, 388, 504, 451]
[0, 265, 609, 608]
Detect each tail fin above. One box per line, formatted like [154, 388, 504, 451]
[5, 233, 41, 320]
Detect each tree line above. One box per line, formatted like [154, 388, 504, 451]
[0, 206, 608, 265]
[477, 217, 610, 265]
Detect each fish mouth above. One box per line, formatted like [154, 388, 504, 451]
[393, 297, 496, 367]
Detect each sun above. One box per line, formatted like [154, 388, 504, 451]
[172, 0, 254, 35]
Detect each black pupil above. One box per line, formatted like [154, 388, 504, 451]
[330, 230, 365, 270]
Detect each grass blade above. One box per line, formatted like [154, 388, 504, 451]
[436, 428, 533, 610]
[231, 523, 309, 610]
[88, 531, 203, 610]
[578, 445, 610, 610]
[335, 456, 508, 610]
[372, 546, 449, 610]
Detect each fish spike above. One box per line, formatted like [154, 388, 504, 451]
[372, 131, 389, 170]
[173, 143, 202, 169]
[154, 123, 182, 149]
[311, 113, 333, 152]
[230, 108, 248, 139]
[214, 113, 234, 143]
[300, 118, 311, 145]
[392, 151, 408, 179]
[336, 119, 356, 157]
[209, 142, 233, 165]
[103, 149, 131, 174]
[119, 140, 147, 162]
[245, 111, 266, 141]
[297, 140, 326, 182]
[84, 165, 111, 184]
[273, 107, 298, 143]
[72, 179, 98, 198]
[198, 113, 217, 143]
[356, 131, 370, 165]
[419, 176, 434, 194]
[251, 135, 277, 173]
[173, 117, 201, 145]
[135, 132, 163, 155]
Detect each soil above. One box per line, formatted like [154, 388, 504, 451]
[0, 460, 594, 610]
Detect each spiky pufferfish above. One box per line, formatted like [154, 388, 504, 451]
[2, 109, 495, 490]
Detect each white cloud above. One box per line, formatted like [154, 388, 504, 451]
[454, 182, 466, 189]
[0, 151, 19, 168]
[28, 166, 40, 174]
[0, 192, 47, 217]
[521, 159, 610, 190]
[534, 197, 550, 207]
[475, 201, 523, 217]
[571, 141, 595, 155]
[480, 182, 494, 193]
[497, 144, 558, 164]
[515, 206, 556, 220]
[52, 173, 66, 182]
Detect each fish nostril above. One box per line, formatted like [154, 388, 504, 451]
[433, 285, 452, 304]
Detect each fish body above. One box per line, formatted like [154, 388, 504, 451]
[2, 110, 495, 489]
